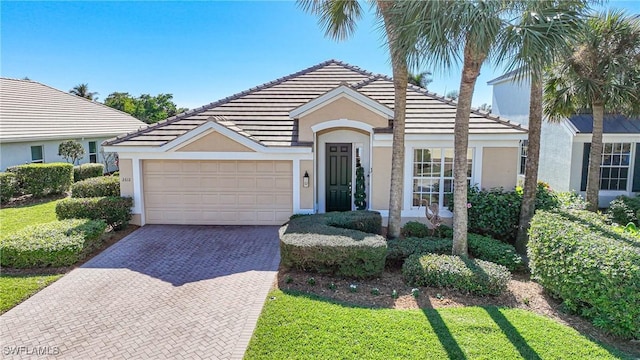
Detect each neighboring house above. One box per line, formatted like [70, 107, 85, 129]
[0, 78, 146, 172]
[104, 60, 526, 226]
[489, 71, 640, 207]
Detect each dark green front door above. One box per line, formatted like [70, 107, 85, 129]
[326, 143, 352, 212]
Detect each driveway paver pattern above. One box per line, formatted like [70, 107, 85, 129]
[1, 225, 280, 359]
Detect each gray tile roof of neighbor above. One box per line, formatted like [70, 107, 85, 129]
[569, 114, 640, 134]
[106, 60, 526, 147]
[0, 78, 146, 143]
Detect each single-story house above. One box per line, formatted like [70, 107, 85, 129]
[489, 71, 640, 207]
[0, 77, 146, 172]
[104, 60, 527, 226]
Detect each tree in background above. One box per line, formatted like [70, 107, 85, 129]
[544, 10, 640, 211]
[58, 140, 85, 165]
[69, 84, 98, 101]
[104, 92, 188, 124]
[299, 0, 413, 239]
[408, 71, 433, 89]
[478, 103, 491, 113]
[445, 90, 459, 100]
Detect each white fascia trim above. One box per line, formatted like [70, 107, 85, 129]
[373, 133, 527, 142]
[560, 118, 579, 136]
[103, 145, 312, 154]
[116, 151, 313, 161]
[311, 119, 374, 134]
[290, 85, 394, 119]
[573, 133, 640, 142]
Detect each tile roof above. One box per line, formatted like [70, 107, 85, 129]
[106, 60, 526, 147]
[0, 78, 146, 143]
[569, 114, 640, 134]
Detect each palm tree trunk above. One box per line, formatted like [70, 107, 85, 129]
[515, 79, 542, 257]
[379, 1, 408, 239]
[586, 103, 604, 211]
[452, 41, 485, 257]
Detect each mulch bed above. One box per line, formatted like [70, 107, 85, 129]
[277, 268, 640, 357]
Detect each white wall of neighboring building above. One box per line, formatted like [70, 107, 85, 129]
[1, 137, 118, 172]
[537, 120, 575, 192]
[490, 77, 531, 126]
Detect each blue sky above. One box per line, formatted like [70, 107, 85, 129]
[2, 1, 639, 110]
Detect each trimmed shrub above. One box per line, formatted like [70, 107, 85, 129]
[7, 163, 73, 197]
[71, 176, 120, 198]
[0, 219, 107, 268]
[402, 254, 511, 296]
[280, 212, 387, 278]
[529, 210, 640, 339]
[73, 163, 104, 182]
[387, 234, 522, 271]
[56, 196, 133, 230]
[0, 172, 18, 202]
[606, 195, 640, 226]
[324, 210, 382, 235]
[401, 221, 431, 238]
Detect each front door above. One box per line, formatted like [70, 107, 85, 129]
[326, 143, 352, 212]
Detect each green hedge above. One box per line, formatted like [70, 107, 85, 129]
[387, 234, 523, 271]
[71, 176, 120, 198]
[280, 212, 386, 278]
[529, 210, 640, 339]
[0, 172, 18, 203]
[324, 210, 382, 235]
[401, 221, 431, 238]
[73, 164, 105, 182]
[56, 196, 133, 230]
[0, 219, 107, 268]
[7, 163, 73, 197]
[606, 195, 640, 226]
[402, 254, 511, 296]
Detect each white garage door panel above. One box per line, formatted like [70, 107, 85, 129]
[143, 160, 293, 225]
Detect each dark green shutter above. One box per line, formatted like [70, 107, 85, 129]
[581, 143, 591, 191]
[632, 143, 640, 192]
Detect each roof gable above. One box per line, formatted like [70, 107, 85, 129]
[290, 85, 393, 119]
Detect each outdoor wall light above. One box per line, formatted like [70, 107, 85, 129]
[303, 171, 309, 188]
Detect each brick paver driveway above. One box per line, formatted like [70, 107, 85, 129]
[1, 225, 280, 359]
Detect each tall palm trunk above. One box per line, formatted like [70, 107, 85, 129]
[515, 79, 543, 257]
[379, 1, 408, 239]
[452, 41, 486, 257]
[586, 102, 604, 211]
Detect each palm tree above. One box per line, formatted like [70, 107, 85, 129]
[408, 71, 433, 89]
[544, 10, 640, 211]
[69, 83, 98, 101]
[392, 0, 585, 256]
[298, 0, 411, 238]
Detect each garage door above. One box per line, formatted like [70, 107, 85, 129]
[143, 160, 293, 225]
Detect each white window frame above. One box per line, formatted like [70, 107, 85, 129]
[88, 141, 98, 163]
[518, 140, 528, 175]
[599, 142, 632, 191]
[30, 145, 44, 163]
[412, 147, 473, 210]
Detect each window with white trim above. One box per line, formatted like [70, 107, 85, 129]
[519, 140, 528, 175]
[30, 145, 44, 163]
[89, 141, 97, 163]
[413, 148, 473, 208]
[600, 142, 631, 191]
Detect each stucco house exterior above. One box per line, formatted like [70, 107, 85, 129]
[0, 77, 146, 172]
[489, 71, 640, 207]
[104, 60, 527, 226]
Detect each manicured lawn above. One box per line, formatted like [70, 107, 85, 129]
[0, 274, 63, 313]
[246, 290, 628, 360]
[0, 199, 61, 237]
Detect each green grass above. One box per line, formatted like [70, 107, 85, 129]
[0, 274, 63, 313]
[246, 290, 629, 360]
[0, 199, 61, 237]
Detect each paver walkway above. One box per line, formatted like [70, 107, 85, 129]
[1, 225, 280, 359]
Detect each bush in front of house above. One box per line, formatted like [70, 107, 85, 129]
[324, 210, 382, 235]
[0, 219, 107, 268]
[7, 163, 73, 197]
[71, 176, 120, 198]
[387, 234, 522, 271]
[401, 221, 431, 238]
[56, 196, 133, 230]
[0, 172, 18, 203]
[528, 209, 640, 339]
[402, 253, 511, 296]
[73, 163, 105, 182]
[606, 195, 640, 226]
[280, 212, 387, 278]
